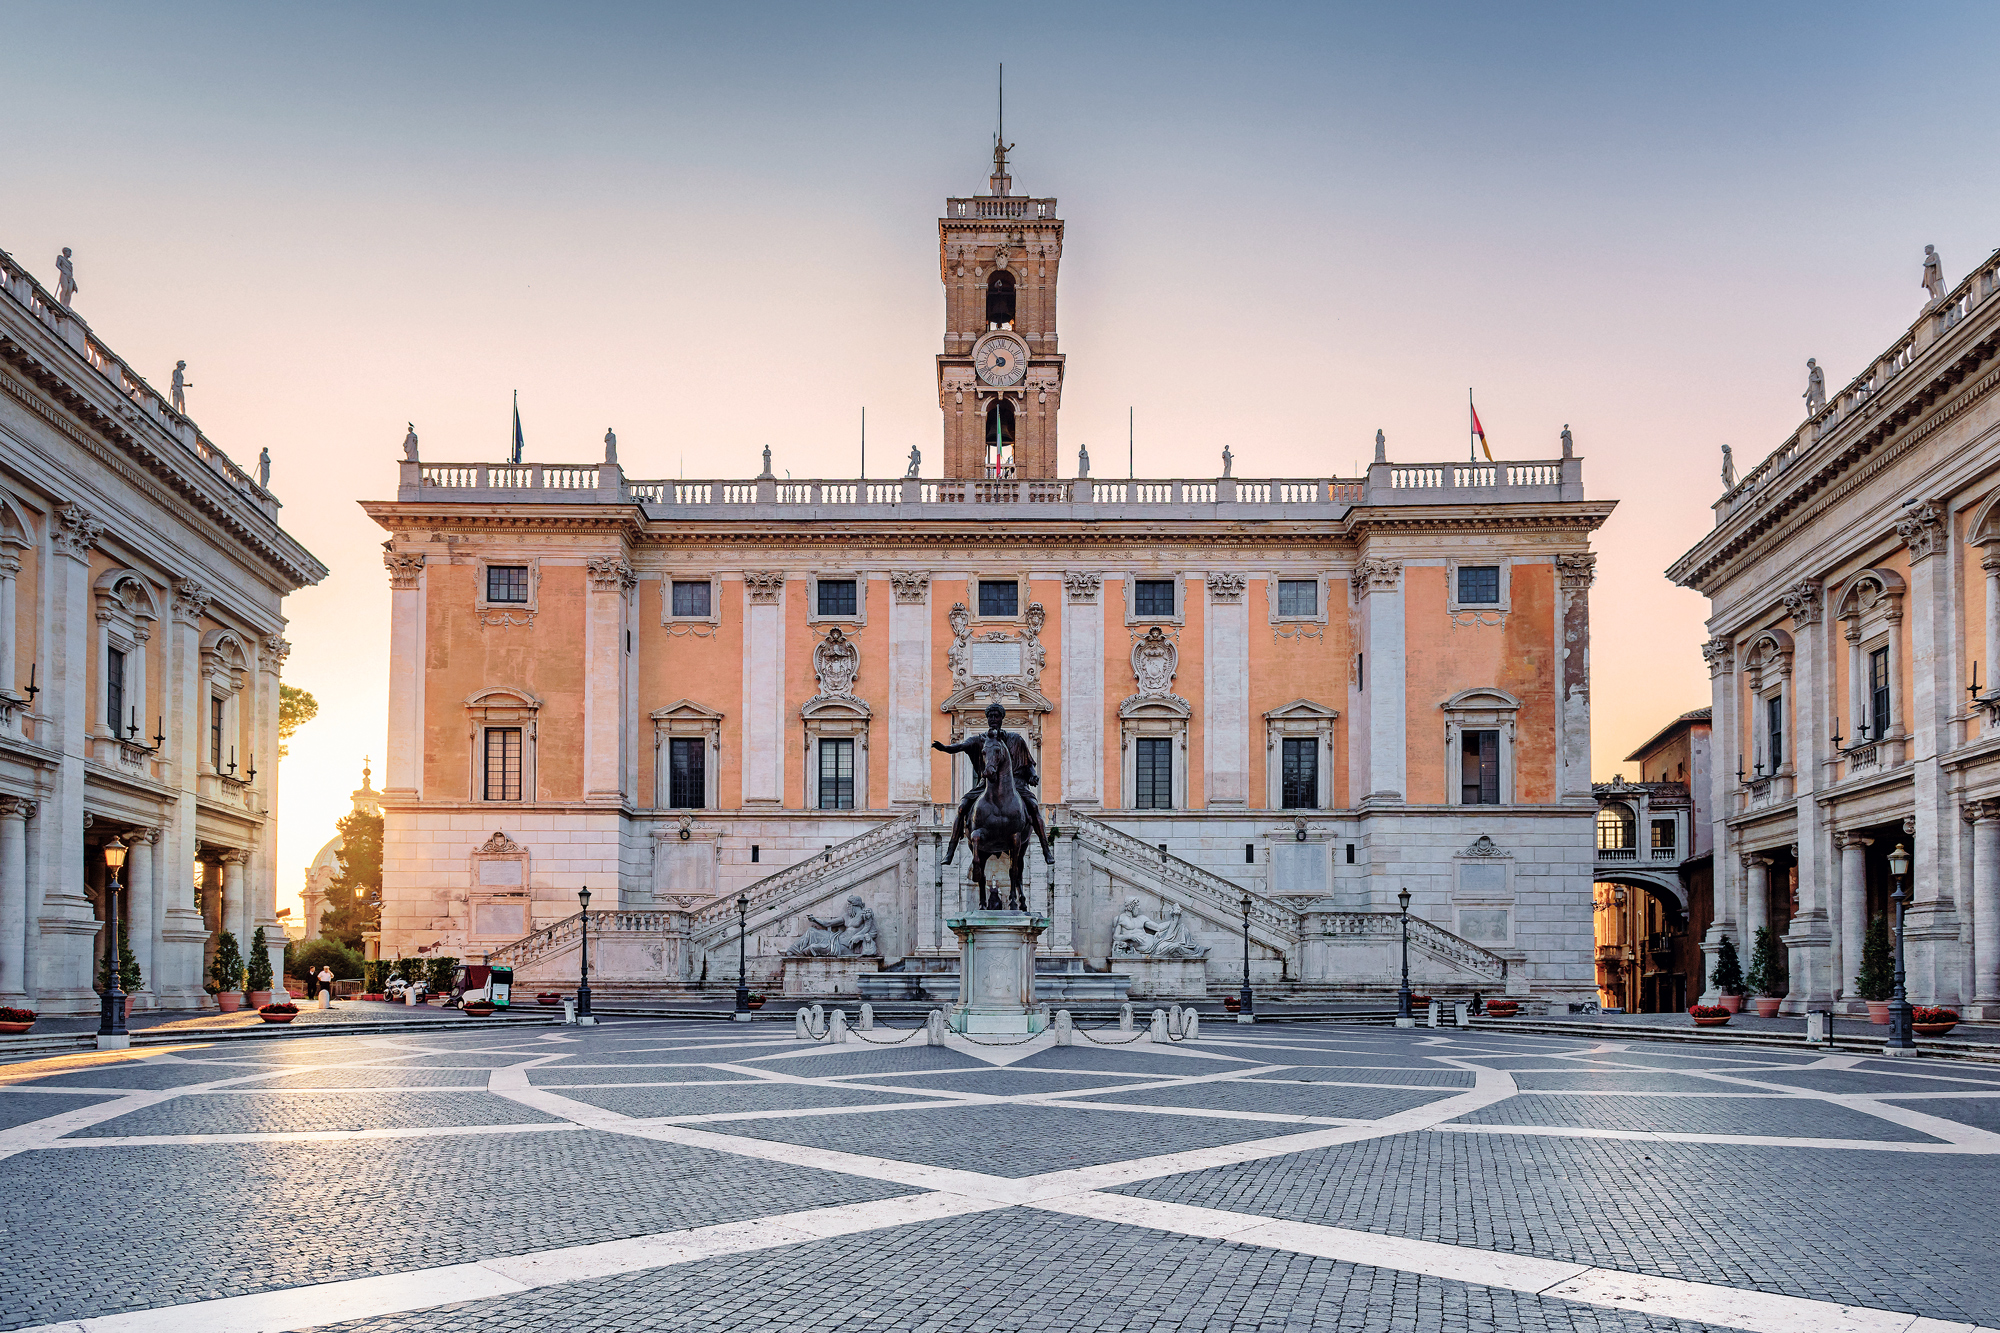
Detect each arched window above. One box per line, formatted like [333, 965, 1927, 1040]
[985, 401, 1015, 478]
[986, 270, 1016, 327]
[1596, 804, 1635, 851]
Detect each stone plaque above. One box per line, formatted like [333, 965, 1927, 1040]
[473, 901, 526, 937]
[1458, 862, 1506, 894]
[1270, 842, 1328, 896]
[970, 640, 1023, 676]
[1457, 908, 1509, 943]
[478, 860, 523, 886]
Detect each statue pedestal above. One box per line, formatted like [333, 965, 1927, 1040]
[947, 911, 1049, 1035]
[1123, 957, 1208, 1001]
[782, 956, 881, 997]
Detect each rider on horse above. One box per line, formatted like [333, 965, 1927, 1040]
[933, 702, 1053, 867]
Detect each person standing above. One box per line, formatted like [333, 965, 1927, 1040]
[316, 966, 334, 1003]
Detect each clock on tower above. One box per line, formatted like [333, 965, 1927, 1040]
[937, 139, 1065, 479]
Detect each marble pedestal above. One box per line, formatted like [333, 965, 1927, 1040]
[782, 956, 881, 997]
[947, 911, 1049, 1035]
[1123, 958, 1208, 1001]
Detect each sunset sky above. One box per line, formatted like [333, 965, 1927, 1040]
[7, 0, 2000, 917]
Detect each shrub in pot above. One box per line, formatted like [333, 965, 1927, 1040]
[258, 1002, 300, 1025]
[245, 928, 276, 1007]
[0, 1006, 36, 1034]
[1857, 916, 1895, 1023]
[1745, 927, 1786, 1017]
[1485, 998, 1519, 1017]
[1710, 936, 1745, 1012]
[209, 932, 245, 1012]
[746, 993, 766, 1010]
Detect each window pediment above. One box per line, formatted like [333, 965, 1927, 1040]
[1835, 568, 1906, 622]
[1264, 698, 1340, 722]
[1440, 687, 1521, 714]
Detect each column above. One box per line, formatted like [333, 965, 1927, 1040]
[742, 573, 784, 807]
[254, 638, 286, 985]
[0, 798, 28, 1005]
[1355, 558, 1404, 802]
[382, 551, 425, 799]
[1555, 554, 1596, 799]
[1898, 503, 1961, 1002]
[1836, 830, 1871, 1009]
[159, 582, 211, 1010]
[39, 505, 104, 1014]
[1697, 636, 1735, 1005]
[220, 850, 248, 961]
[1060, 573, 1103, 806]
[1743, 852, 1769, 963]
[1782, 582, 1831, 1012]
[1971, 803, 2000, 1016]
[1202, 573, 1249, 808]
[889, 572, 934, 806]
[584, 557, 634, 802]
[124, 827, 155, 1006]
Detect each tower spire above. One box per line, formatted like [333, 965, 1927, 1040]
[989, 63, 1013, 196]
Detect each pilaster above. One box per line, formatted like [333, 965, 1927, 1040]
[888, 571, 933, 806]
[1555, 554, 1595, 800]
[1352, 559, 1405, 804]
[1698, 635, 1735, 1005]
[584, 556, 635, 803]
[36, 505, 104, 1015]
[1202, 572, 1249, 808]
[1900, 503, 1963, 1002]
[1781, 580, 1832, 1012]
[383, 551, 425, 799]
[1060, 573, 1103, 806]
[742, 572, 785, 808]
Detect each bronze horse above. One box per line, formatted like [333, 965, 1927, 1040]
[960, 733, 1052, 911]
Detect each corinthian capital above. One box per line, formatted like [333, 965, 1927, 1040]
[52, 503, 103, 560]
[1555, 553, 1597, 591]
[1349, 558, 1402, 597]
[383, 550, 426, 590]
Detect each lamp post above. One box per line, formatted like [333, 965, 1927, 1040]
[100, 837, 129, 1044]
[1237, 893, 1255, 1022]
[1396, 886, 1414, 1027]
[575, 887, 593, 1024]
[1886, 843, 1915, 1054]
[733, 891, 751, 1021]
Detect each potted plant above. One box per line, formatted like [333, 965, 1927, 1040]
[1710, 936, 1745, 1013]
[209, 931, 245, 1012]
[1745, 927, 1785, 1018]
[258, 1002, 300, 1025]
[1485, 998, 1520, 1017]
[462, 998, 498, 1017]
[536, 992, 563, 1006]
[1857, 915, 1894, 1023]
[98, 925, 142, 1018]
[746, 992, 766, 1010]
[0, 1006, 36, 1034]
[1912, 1005, 1960, 1037]
[1688, 1004, 1732, 1027]
[245, 928, 276, 1009]
[1223, 994, 1241, 1013]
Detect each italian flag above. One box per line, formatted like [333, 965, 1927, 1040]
[1470, 399, 1492, 461]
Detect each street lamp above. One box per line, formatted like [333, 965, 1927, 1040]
[1396, 886, 1414, 1026]
[100, 837, 128, 1042]
[1886, 843, 1915, 1053]
[1237, 893, 1255, 1021]
[734, 891, 752, 1021]
[575, 886, 593, 1022]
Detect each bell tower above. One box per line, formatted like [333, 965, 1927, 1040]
[938, 136, 1064, 479]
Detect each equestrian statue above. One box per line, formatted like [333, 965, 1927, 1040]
[933, 702, 1054, 911]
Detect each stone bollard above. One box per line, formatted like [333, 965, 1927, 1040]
[319, 991, 332, 1011]
[1054, 1009, 1073, 1045]
[829, 1009, 849, 1043]
[1427, 1000, 1441, 1028]
[1184, 1010, 1200, 1040]
[926, 1008, 947, 1046]
[795, 1008, 813, 1041]
[1454, 1001, 1469, 1028]
[1149, 1008, 1168, 1043]
[859, 1002, 874, 1031]
[1118, 1003, 1134, 1033]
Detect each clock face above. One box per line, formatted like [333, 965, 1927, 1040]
[974, 334, 1029, 387]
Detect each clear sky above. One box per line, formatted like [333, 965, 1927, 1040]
[6, 0, 2000, 917]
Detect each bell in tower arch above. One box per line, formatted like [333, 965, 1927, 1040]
[986, 270, 1016, 328]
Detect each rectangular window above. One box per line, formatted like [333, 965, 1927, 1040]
[483, 727, 523, 801]
[1869, 646, 1891, 740]
[1460, 729, 1500, 804]
[210, 695, 225, 770]
[818, 738, 855, 810]
[978, 579, 1018, 617]
[816, 579, 857, 617]
[668, 737, 706, 809]
[1135, 737, 1173, 809]
[486, 565, 530, 604]
[1281, 737, 1318, 809]
[106, 647, 126, 733]
[1457, 566, 1501, 605]
[1766, 695, 1784, 769]
[1134, 579, 1176, 617]
[1651, 819, 1676, 850]
[670, 580, 711, 617]
[1277, 579, 1317, 617]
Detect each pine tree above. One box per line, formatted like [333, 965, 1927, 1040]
[1856, 915, 1895, 1002]
[209, 930, 245, 995]
[245, 927, 275, 993]
[97, 925, 141, 994]
[1744, 926, 1786, 998]
[1710, 934, 1744, 995]
[322, 809, 384, 949]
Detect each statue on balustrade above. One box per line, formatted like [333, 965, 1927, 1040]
[171, 361, 192, 415]
[906, 445, 922, 478]
[603, 428, 618, 465]
[1720, 443, 1735, 489]
[402, 423, 420, 461]
[258, 448, 271, 488]
[1077, 442, 1090, 477]
[1923, 244, 1945, 305]
[785, 894, 879, 957]
[1221, 444, 1233, 478]
[55, 247, 76, 306]
[1802, 359, 1825, 415]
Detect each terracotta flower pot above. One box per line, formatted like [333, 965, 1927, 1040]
[746, 997, 765, 1010]
[463, 1004, 497, 1018]
[1913, 1022, 1958, 1037]
[258, 1012, 296, 1024]
[1223, 996, 1241, 1012]
[1753, 997, 1782, 1018]
[247, 991, 272, 1009]
[1485, 1002, 1519, 1018]
[0, 1021, 32, 1034]
[1866, 1001, 1891, 1025]
[1717, 994, 1743, 1013]
[215, 992, 241, 1014]
[537, 993, 562, 1006]
[1692, 1015, 1731, 1027]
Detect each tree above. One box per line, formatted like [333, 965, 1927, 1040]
[320, 808, 383, 949]
[98, 925, 141, 994]
[1857, 915, 1895, 1002]
[277, 683, 318, 758]
[292, 938, 363, 981]
[209, 931, 245, 995]
[245, 927, 275, 993]
[1710, 934, 1744, 996]
[1744, 926, 1786, 999]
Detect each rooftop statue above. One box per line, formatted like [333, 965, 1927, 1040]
[402, 423, 419, 461]
[1221, 444, 1233, 478]
[759, 445, 774, 479]
[1720, 443, 1735, 489]
[170, 361, 192, 415]
[55, 248, 77, 307]
[1374, 428, 1386, 463]
[1923, 245, 1946, 306]
[1803, 358, 1826, 415]
[603, 428, 617, 465]
[1077, 442, 1090, 477]
[1561, 424, 1574, 458]
[258, 448, 271, 489]
[905, 445, 921, 479]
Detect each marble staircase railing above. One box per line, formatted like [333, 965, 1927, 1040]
[485, 909, 682, 971]
[1061, 810, 1298, 949]
[685, 812, 922, 952]
[1300, 909, 1508, 982]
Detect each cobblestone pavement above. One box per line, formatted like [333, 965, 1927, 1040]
[3, 1018, 1998, 1332]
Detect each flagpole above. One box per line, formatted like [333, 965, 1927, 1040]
[860, 406, 866, 479]
[1468, 388, 1474, 464]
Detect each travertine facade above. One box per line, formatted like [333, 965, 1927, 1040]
[1671, 244, 2000, 1015]
[0, 245, 325, 1015]
[364, 150, 1613, 1004]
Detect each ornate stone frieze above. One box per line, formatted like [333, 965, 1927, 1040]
[1555, 553, 1597, 591]
[1132, 626, 1180, 699]
[1463, 835, 1505, 857]
[946, 599, 1046, 691]
[1205, 572, 1247, 603]
[1349, 558, 1402, 597]
[383, 550, 426, 590]
[52, 503, 102, 560]
[1897, 502, 1946, 562]
[171, 579, 211, 624]
[812, 627, 860, 700]
[478, 831, 523, 854]
[586, 556, 637, 592]
[889, 571, 930, 604]
[1701, 636, 1733, 676]
[1782, 580, 1822, 626]
[1063, 572, 1101, 603]
[745, 571, 786, 604]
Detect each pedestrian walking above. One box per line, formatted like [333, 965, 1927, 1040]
[317, 966, 334, 1000]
